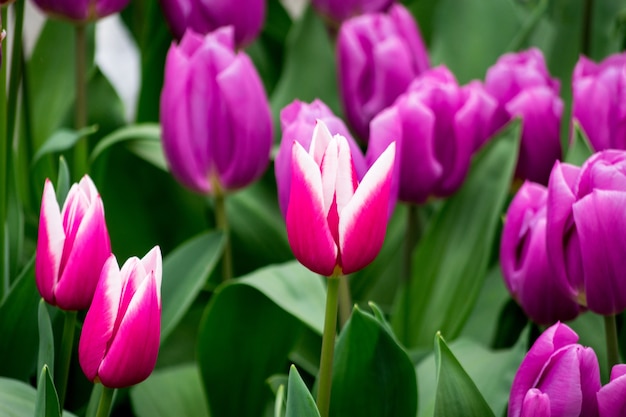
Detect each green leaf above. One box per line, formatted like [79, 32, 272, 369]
[565, 122, 594, 166]
[161, 231, 225, 343]
[197, 261, 326, 416]
[130, 364, 210, 417]
[90, 123, 165, 169]
[35, 366, 61, 417]
[286, 366, 320, 417]
[274, 384, 286, 417]
[330, 307, 417, 417]
[33, 126, 98, 164]
[55, 157, 71, 204]
[0, 377, 77, 417]
[37, 301, 55, 384]
[432, 334, 495, 417]
[392, 119, 521, 348]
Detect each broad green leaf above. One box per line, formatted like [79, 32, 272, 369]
[90, 123, 161, 165]
[0, 377, 77, 417]
[286, 366, 320, 417]
[35, 366, 61, 417]
[130, 364, 210, 417]
[0, 258, 41, 380]
[392, 119, 520, 348]
[330, 307, 417, 417]
[37, 301, 55, 384]
[432, 334, 496, 417]
[33, 126, 98, 164]
[197, 261, 326, 416]
[161, 231, 225, 343]
[565, 123, 594, 166]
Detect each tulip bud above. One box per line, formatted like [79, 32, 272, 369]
[36, 176, 111, 311]
[597, 364, 626, 416]
[485, 48, 562, 185]
[311, 0, 394, 24]
[276, 99, 367, 217]
[159, 0, 265, 48]
[31, 0, 129, 21]
[500, 181, 581, 325]
[367, 66, 497, 204]
[572, 52, 626, 151]
[79, 247, 162, 388]
[286, 120, 395, 276]
[160, 27, 272, 195]
[508, 322, 601, 417]
[547, 151, 626, 315]
[337, 4, 429, 141]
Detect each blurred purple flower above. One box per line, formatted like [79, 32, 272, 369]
[312, 0, 394, 23]
[31, 0, 130, 21]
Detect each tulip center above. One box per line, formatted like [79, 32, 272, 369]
[327, 194, 342, 267]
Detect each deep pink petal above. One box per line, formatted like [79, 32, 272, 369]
[534, 347, 583, 416]
[598, 373, 626, 417]
[520, 389, 551, 417]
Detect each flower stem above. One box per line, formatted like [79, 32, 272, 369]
[56, 310, 77, 408]
[212, 180, 232, 282]
[604, 314, 620, 372]
[7, 0, 24, 144]
[316, 272, 341, 417]
[581, 0, 593, 56]
[73, 22, 88, 179]
[95, 385, 115, 417]
[0, 9, 7, 299]
[401, 204, 419, 344]
[338, 274, 352, 328]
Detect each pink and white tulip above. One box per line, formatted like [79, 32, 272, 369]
[286, 120, 395, 276]
[79, 246, 162, 388]
[36, 176, 111, 311]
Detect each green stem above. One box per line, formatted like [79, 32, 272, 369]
[95, 385, 115, 417]
[73, 22, 88, 179]
[401, 204, 419, 344]
[604, 314, 620, 372]
[316, 272, 341, 417]
[338, 274, 352, 328]
[56, 310, 77, 408]
[7, 0, 24, 143]
[213, 180, 232, 281]
[0, 9, 7, 300]
[581, 0, 593, 56]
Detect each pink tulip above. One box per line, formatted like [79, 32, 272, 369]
[36, 176, 111, 311]
[598, 364, 626, 416]
[79, 247, 162, 388]
[286, 120, 395, 276]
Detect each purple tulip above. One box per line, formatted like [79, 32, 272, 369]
[337, 3, 429, 141]
[286, 120, 395, 276]
[500, 181, 581, 325]
[31, 0, 129, 21]
[485, 48, 563, 185]
[547, 151, 626, 315]
[509, 322, 601, 417]
[276, 99, 367, 217]
[572, 52, 626, 151]
[159, 0, 265, 48]
[160, 27, 272, 195]
[36, 176, 111, 311]
[311, 0, 394, 23]
[79, 246, 162, 388]
[597, 365, 626, 416]
[366, 66, 497, 204]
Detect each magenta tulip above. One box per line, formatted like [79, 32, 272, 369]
[597, 364, 626, 416]
[485, 48, 562, 184]
[337, 4, 429, 141]
[286, 120, 395, 276]
[79, 246, 162, 388]
[547, 151, 626, 315]
[159, 0, 265, 47]
[572, 52, 626, 151]
[276, 99, 367, 217]
[311, 0, 394, 23]
[31, 0, 130, 21]
[160, 27, 272, 194]
[509, 322, 601, 417]
[367, 66, 497, 204]
[36, 176, 111, 311]
[500, 181, 581, 325]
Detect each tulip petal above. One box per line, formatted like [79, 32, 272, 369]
[339, 142, 395, 274]
[79, 255, 121, 382]
[598, 374, 626, 417]
[35, 179, 65, 305]
[286, 142, 338, 276]
[520, 389, 551, 417]
[535, 347, 583, 416]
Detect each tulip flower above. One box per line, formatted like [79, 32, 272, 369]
[597, 364, 626, 416]
[160, 27, 272, 194]
[572, 52, 626, 151]
[36, 176, 111, 311]
[159, 0, 265, 48]
[286, 120, 395, 276]
[312, 0, 394, 23]
[367, 66, 497, 204]
[508, 322, 601, 417]
[485, 48, 563, 185]
[500, 181, 581, 325]
[79, 246, 162, 388]
[276, 99, 367, 217]
[337, 4, 430, 141]
[30, 0, 130, 21]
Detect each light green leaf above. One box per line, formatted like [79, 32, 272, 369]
[274, 384, 286, 417]
[286, 366, 320, 417]
[55, 157, 71, 205]
[565, 122, 594, 166]
[90, 123, 164, 169]
[35, 366, 60, 417]
[0, 377, 77, 417]
[37, 301, 55, 384]
[33, 126, 98, 164]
